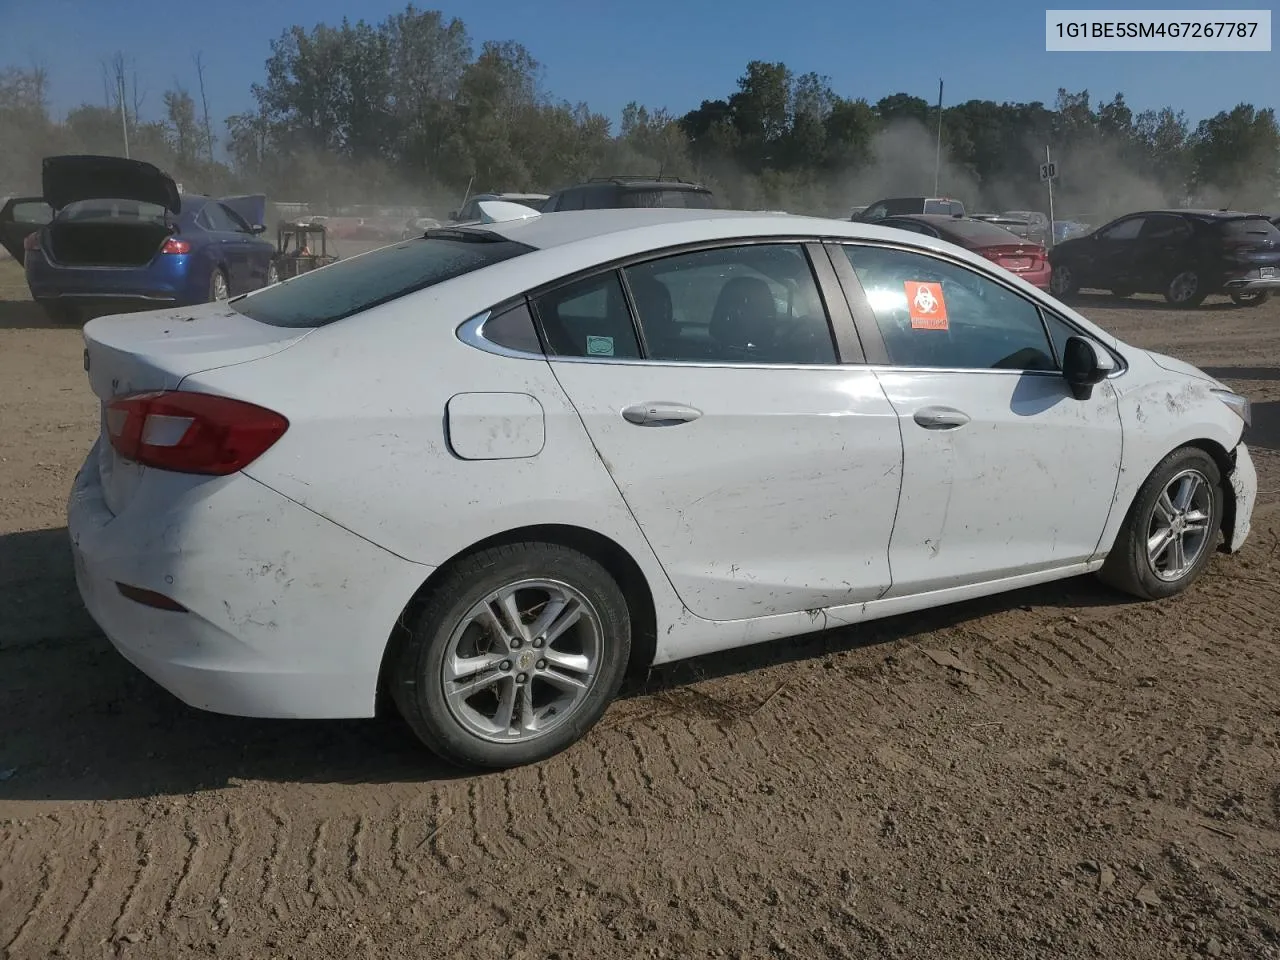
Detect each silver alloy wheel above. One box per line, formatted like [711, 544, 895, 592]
[1146, 468, 1214, 582]
[266, 262, 279, 286]
[212, 271, 229, 301]
[441, 579, 603, 743]
[1050, 264, 1073, 296]
[1167, 270, 1200, 303]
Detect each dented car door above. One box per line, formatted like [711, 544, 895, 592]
[833, 241, 1123, 596]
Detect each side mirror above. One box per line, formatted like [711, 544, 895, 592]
[448, 210, 458, 221]
[1062, 335, 1116, 400]
[250, 223, 267, 234]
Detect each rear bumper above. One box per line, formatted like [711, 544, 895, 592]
[1223, 443, 1257, 553]
[26, 253, 197, 306]
[1222, 277, 1280, 292]
[67, 439, 434, 719]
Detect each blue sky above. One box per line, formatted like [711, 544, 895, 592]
[2, 0, 1275, 131]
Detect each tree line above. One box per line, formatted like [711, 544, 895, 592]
[2, 5, 1278, 218]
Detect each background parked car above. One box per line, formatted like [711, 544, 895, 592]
[1003, 210, 1051, 245]
[856, 197, 965, 221]
[450, 193, 549, 223]
[0, 155, 277, 323]
[542, 176, 715, 211]
[1048, 209, 1280, 307]
[876, 214, 1051, 289]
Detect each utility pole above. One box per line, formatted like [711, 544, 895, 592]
[933, 78, 943, 195]
[118, 71, 130, 159]
[1045, 144, 1055, 247]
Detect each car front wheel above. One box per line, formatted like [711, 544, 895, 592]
[1099, 447, 1223, 600]
[389, 542, 632, 769]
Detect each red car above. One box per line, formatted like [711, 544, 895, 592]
[875, 214, 1051, 290]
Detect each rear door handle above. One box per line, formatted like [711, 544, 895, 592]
[622, 402, 702, 426]
[913, 406, 971, 430]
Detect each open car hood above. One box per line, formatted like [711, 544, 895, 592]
[42, 155, 182, 214]
[219, 193, 267, 228]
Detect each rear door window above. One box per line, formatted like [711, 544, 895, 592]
[533, 271, 642, 359]
[232, 234, 533, 328]
[1098, 217, 1145, 241]
[1138, 215, 1192, 241]
[624, 243, 837, 365]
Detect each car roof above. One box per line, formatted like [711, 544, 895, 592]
[880, 213, 967, 224]
[1128, 209, 1262, 219]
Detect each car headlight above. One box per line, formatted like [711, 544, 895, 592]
[1211, 389, 1251, 428]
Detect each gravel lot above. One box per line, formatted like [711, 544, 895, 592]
[1, 257, 1278, 960]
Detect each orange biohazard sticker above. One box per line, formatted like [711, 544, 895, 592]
[904, 281, 948, 330]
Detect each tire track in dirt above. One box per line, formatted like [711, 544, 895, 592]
[53, 830, 108, 954]
[3, 847, 55, 958]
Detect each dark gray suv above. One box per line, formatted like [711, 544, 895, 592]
[542, 176, 716, 212]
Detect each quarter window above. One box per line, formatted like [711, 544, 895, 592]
[841, 245, 1056, 371]
[623, 243, 838, 365]
[481, 301, 543, 354]
[533, 271, 642, 359]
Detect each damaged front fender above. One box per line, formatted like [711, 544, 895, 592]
[1222, 443, 1257, 554]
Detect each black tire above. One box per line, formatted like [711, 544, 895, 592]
[209, 268, 230, 302]
[390, 542, 631, 769]
[1049, 263, 1079, 298]
[1164, 269, 1207, 308]
[38, 300, 80, 325]
[1098, 447, 1223, 601]
[1229, 290, 1269, 307]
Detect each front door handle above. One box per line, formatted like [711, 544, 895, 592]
[622, 402, 702, 426]
[913, 406, 971, 430]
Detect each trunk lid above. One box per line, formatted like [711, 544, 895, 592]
[976, 242, 1047, 273]
[83, 302, 311, 514]
[44, 155, 182, 214]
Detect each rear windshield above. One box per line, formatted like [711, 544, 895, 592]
[232, 234, 533, 328]
[619, 188, 715, 209]
[945, 218, 1028, 244]
[59, 199, 167, 222]
[1214, 217, 1280, 241]
[923, 199, 963, 216]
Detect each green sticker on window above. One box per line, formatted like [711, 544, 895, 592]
[586, 335, 615, 356]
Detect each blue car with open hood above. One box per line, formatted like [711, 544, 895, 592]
[0, 155, 278, 323]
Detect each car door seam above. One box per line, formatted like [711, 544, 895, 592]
[870, 369, 905, 601]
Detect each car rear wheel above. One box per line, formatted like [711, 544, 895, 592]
[1099, 447, 1223, 601]
[1229, 290, 1269, 307]
[1164, 270, 1207, 307]
[1049, 263, 1079, 298]
[389, 542, 631, 769]
[209, 269, 229, 302]
[265, 262, 279, 287]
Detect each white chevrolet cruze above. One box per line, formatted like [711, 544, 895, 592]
[69, 202, 1258, 769]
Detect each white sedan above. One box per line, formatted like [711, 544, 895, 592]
[69, 202, 1258, 769]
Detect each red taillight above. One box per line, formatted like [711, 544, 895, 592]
[23, 232, 39, 251]
[105, 391, 288, 476]
[161, 238, 191, 255]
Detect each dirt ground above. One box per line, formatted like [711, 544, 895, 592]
[1, 257, 1279, 960]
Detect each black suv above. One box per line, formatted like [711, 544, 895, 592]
[542, 176, 716, 212]
[1048, 209, 1280, 307]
